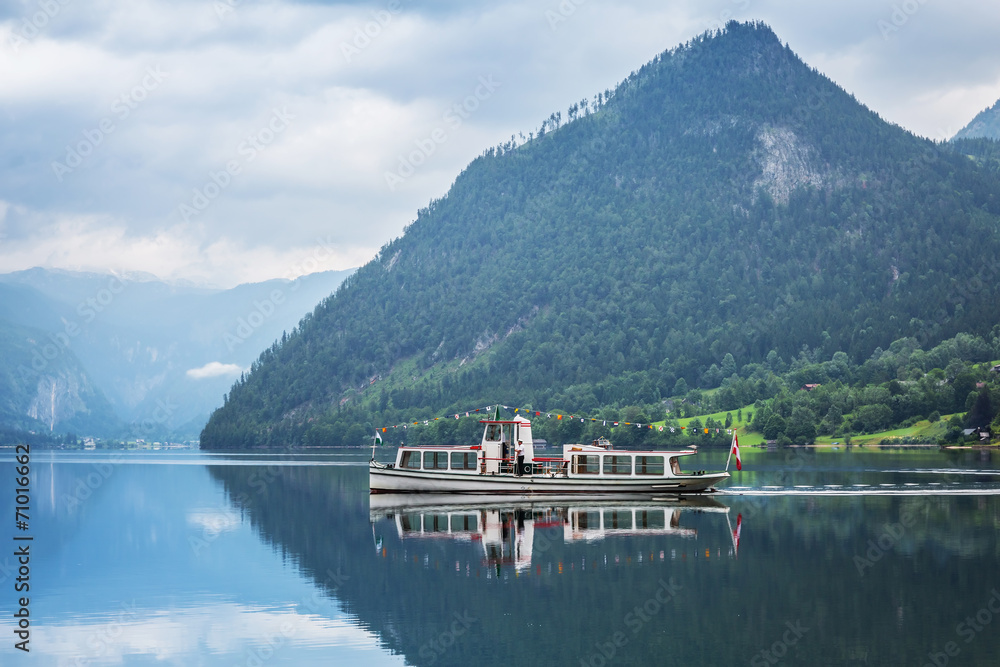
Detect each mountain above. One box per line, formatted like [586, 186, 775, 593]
[201, 21, 1000, 449]
[0, 267, 354, 438]
[953, 98, 1000, 141]
[0, 319, 119, 436]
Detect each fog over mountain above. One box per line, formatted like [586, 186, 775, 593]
[0, 267, 353, 439]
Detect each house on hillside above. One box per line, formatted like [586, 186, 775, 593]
[963, 427, 991, 442]
[990, 364, 1000, 373]
[800, 383, 821, 391]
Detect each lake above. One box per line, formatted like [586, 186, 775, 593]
[2, 447, 1000, 666]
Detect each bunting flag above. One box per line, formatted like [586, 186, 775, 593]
[375, 402, 711, 436]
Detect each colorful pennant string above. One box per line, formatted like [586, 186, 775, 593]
[376, 403, 738, 434]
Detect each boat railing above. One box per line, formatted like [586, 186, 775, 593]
[480, 455, 514, 474]
[532, 457, 569, 477]
[480, 456, 568, 476]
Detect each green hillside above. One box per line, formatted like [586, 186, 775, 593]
[201, 21, 1000, 449]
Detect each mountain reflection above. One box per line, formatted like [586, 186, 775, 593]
[208, 460, 1000, 667]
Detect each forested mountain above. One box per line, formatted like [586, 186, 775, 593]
[953, 98, 1000, 140]
[201, 21, 1000, 449]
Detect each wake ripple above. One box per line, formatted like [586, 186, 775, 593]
[722, 485, 1000, 496]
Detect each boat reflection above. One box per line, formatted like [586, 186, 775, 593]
[370, 494, 734, 572]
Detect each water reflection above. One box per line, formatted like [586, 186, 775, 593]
[1, 451, 999, 666]
[209, 457, 1000, 667]
[371, 495, 736, 573]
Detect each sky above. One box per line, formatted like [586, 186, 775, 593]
[1, 0, 999, 288]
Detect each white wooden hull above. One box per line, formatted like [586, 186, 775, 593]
[369, 464, 729, 494]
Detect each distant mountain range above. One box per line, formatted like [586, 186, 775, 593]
[0, 267, 353, 439]
[953, 98, 1000, 141]
[201, 21, 1000, 449]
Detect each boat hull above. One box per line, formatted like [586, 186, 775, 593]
[369, 465, 729, 494]
[368, 492, 732, 513]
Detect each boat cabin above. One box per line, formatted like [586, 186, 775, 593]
[389, 417, 701, 480]
[559, 442, 697, 478]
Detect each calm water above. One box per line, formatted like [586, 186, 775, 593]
[2, 447, 1000, 666]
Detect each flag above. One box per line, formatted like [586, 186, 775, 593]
[731, 432, 742, 471]
[733, 513, 742, 556]
[374, 429, 383, 445]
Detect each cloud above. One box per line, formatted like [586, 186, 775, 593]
[10, 601, 407, 664]
[1, 1, 998, 286]
[186, 361, 244, 380]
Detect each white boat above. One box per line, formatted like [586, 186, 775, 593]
[370, 497, 730, 571]
[369, 413, 731, 494]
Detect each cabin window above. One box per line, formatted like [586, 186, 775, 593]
[400, 451, 421, 469]
[423, 451, 449, 470]
[604, 510, 633, 529]
[485, 423, 503, 441]
[635, 455, 665, 475]
[603, 455, 632, 475]
[451, 514, 478, 531]
[574, 511, 601, 529]
[424, 514, 448, 532]
[399, 513, 420, 532]
[451, 451, 478, 470]
[635, 509, 666, 529]
[572, 454, 599, 475]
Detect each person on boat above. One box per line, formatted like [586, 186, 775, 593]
[515, 440, 525, 476]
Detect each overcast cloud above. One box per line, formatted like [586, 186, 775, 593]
[1, 0, 998, 287]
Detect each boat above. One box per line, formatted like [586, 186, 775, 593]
[369, 413, 732, 494]
[369, 496, 733, 571]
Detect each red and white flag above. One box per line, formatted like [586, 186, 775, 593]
[731, 432, 742, 471]
[732, 513, 742, 556]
